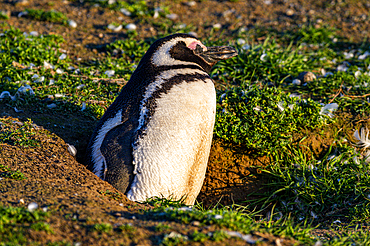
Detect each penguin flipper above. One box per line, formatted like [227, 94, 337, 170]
[100, 120, 136, 194]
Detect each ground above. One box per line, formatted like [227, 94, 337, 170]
[0, 0, 370, 245]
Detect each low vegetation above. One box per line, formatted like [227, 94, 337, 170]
[0, 0, 369, 244]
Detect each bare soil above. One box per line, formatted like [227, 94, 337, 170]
[1, 0, 370, 245]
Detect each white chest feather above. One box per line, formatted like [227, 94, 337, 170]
[127, 76, 216, 203]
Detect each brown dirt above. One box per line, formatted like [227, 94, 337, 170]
[1, 0, 370, 245]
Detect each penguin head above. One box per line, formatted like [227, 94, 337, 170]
[138, 33, 238, 73]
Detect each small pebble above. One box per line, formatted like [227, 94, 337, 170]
[166, 14, 178, 20]
[237, 38, 246, 45]
[76, 84, 85, 90]
[286, 9, 294, 16]
[42, 207, 48, 212]
[29, 31, 38, 36]
[297, 71, 316, 82]
[27, 202, 38, 212]
[120, 8, 131, 16]
[67, 144, 77, 156]
[31, 74, 39, 80]
[43, 61, 54, 69]
[68, 20, 77, 28]
[213, 23, 222, 29]
[56, 68, 63, 74]
[260, 53, 268, 61]
[108, 24, 122, 32]
[47, 103, 57, 109]
[19, 199, 25, 204]
[49, 79, 55, 85]
[184, 1, 196, 7]
[125, 23, 137, 31]
[337, 64, 348, 72]
[59, 53, 67, 60]
[153, 10, 159, 19]
[18, 11, 28, 17]
[355, 70, 362, 78]
[292, 79, 301, 85]
[54, 93, 65, 98]
[104, 70, 115, 77]
[214, 214, 223, 219]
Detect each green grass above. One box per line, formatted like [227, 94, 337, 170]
[214, 85, 329, 155]
[0, 118, 40, 147]
[25, 9, 68, 24]
[1, 23, 370, 244]
[91, 223, 113, 233]
[0, 164, 26, 180]
[0, 205, 50, 245]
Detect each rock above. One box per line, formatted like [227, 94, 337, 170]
[297, 71, 316, 82]
[286, 9, 294, 16]
[27, 202, 38, 212]
[166, 14, 178, 20]
[104, 70, 115, 77]
[68, 20, 77, 28]
[125, 23, 137, 30]
[67, 144, 77, 156]
[107, 24, 122, 32]
[120, 8, 131, 16]
[213, 23, 222, 29]
[184, 1, 197, 7]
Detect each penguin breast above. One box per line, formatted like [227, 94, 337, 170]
[127, 68, 216, 204]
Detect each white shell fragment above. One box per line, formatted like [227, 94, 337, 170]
[27, 202, 38, 212]
[104, 70, 115, 77]
[29, 31, 38, 36]
[108, 24, 122, 32]
[166, 14, 178, 20]
[223, 231, 257, 244]
[56, 68, 63, 74]
[125, 23, 137, 31]
[68, 20, 77, 28]
[213, 23, 222, 29]
[120, 8, 131, 16]
[260, 53, 268, 61]
[67, 144, 77, 157]
[59, 53, 67, 60]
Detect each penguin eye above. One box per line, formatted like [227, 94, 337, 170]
[169, 41, 191, 59]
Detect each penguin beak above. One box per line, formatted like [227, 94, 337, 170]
[195, 45, 238, 63]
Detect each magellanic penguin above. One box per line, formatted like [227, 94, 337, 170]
[85, 33, 238, 205]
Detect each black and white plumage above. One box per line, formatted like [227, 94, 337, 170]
[85, 33, 237, 205]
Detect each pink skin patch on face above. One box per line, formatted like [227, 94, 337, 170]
[188, 41, 207, 51]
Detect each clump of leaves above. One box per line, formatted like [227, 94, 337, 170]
[25, 9, 68, 24]
[214, 86, 328, 155]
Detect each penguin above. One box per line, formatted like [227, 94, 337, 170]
[85, 33, 238, 205]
